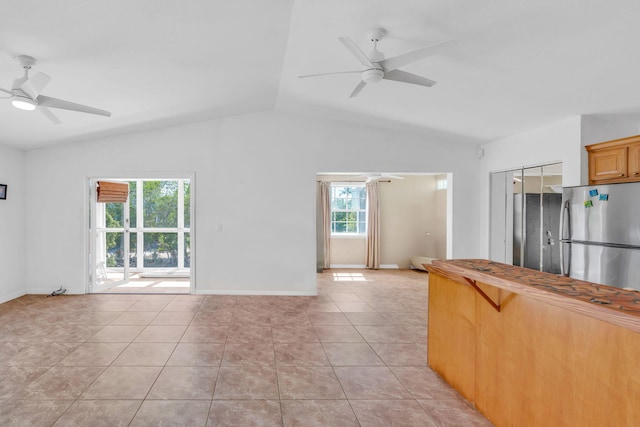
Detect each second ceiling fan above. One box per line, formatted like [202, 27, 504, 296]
[299, 27, 452, 98]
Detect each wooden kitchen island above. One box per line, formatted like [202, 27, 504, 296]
[426, 259, 640, 427]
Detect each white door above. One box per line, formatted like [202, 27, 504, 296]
[91, 181, 133, 292]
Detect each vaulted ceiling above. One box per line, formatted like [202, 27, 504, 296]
[2, 1, 640, 149]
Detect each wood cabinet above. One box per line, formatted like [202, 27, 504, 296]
[427, 263, 640, 427]
[586, 135, 640, 184]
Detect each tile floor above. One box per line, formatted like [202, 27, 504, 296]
[0, 269, 494, 426]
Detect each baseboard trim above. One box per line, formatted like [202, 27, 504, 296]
[0, 289, 27, 304]
[330, 264, 400, 269]
[196, 289, 317, 296]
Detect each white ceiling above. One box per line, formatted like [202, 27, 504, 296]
[3, 1, 640, 149]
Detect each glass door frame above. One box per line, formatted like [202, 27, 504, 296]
[85, 173, 196, 294]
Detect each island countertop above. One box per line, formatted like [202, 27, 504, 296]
[426, 259, 640, 334]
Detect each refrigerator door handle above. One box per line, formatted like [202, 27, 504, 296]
[560, 200, 571, 276]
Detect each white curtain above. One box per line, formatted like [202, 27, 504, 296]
[320, 181, 332, 269]
[366, 181, 380, 269]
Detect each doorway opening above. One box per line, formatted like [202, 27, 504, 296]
[88, 177, 194, 294]
[316, 173, 452, 271]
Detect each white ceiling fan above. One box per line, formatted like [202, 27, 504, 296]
[299, 27, 452, 98]
[0, 55, 111, 124]
[363, 173, 405, 183]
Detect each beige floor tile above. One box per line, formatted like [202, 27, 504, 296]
[207, 400, 282, 427]
[307, 312, 350, 325]
[57, 342, 128, 367]
[0, 270, 495, 426]
[213, 366, 278, 400]
[166, 342, 224, 366]
[350, 399, 437, 427]
[108, 311, 157, 326]
[0, 399, 73, 427]
[52, 399, 141, 427]
[391, 367, 461, 399]
[134, 325, 187, 342]
[281, 399, 359, 427]
[148, 366, 217, 399]
[88, 325, 145, 343]
[112, 342, 176, 366]
[81, 366, 161, 399]
[322, 342, 384, 366]
[180, 325, 228, 342]
[417, 398, 495, 426]
[272, 325, 318, 343]
[0, 367, 49, 399]
[222, 343, 275, 366]
[130, 400, 210, 427]
[277, 366, 345, 399]
[274, 343, 330, 366]
[343, 312, 390, 326]
[370, 343, 428, 366]
[14, 366, 104, 400]
[334, 366, 411, 399]
[6, 343, 79, 367]
[226, 324, 273, 343]
[149, 311, 196, 325]
[313, 325, 364, 343]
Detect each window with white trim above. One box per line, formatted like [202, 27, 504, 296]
[330, 184, 367, 235]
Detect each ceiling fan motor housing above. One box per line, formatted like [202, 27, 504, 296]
[362, 68, 384, 84]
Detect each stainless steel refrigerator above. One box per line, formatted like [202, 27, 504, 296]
[560, 182, 640, 290]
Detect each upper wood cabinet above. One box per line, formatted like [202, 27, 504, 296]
[586, 135, 640, 184]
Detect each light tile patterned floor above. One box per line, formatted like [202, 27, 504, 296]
[0, 269, 494, 426]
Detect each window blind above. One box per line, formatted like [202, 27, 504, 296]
[97, 181, 129, 203]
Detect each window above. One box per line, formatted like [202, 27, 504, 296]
[330, 184, 367, 235]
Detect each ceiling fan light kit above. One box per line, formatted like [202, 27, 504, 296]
[11, 95, 36, 111]
[1, 55, 111, 123]
[298, 26, 452, 98]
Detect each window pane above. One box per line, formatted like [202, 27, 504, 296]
[143, 232, 178, 267]
[129, 233, 138, 268]
[129, 181, 137, 228]
[184, 181, 191, 228]
[143, 181, 178, 228]
[334, 222, 346, 233]
[358, 221, 366, 233]
[106, 203, 123, 228]
[358, 212, 366, 222]
[106, 232, 124, 267]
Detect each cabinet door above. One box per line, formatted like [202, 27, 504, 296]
[588, 146, 627, 183]
[628, 143, 640, 179]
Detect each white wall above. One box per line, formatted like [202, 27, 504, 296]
[478, 116, 583, 258]
[379, 176, 445, 268]
[0, 144, 26, 303]
[24, 111, 481, 295]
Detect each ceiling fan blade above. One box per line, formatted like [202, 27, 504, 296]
[39, 106, 62, 125]
[20, 72, 51, 99]
[338, 37, 374, 68]
[37, 95, 111, 117]
[0, 87, 13, 95]
[349, 81, 367, 98]
[298, 70, 361, 78]
[380, 39, 453, 72]
[383, 70, 437, 87]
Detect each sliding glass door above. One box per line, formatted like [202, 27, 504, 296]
[90, 178, 191, 292]
[489, 163, 562, 273]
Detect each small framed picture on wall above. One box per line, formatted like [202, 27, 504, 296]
[0, 184, 6, 200]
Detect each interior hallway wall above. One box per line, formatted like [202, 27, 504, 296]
[0, 144, 26, 303]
